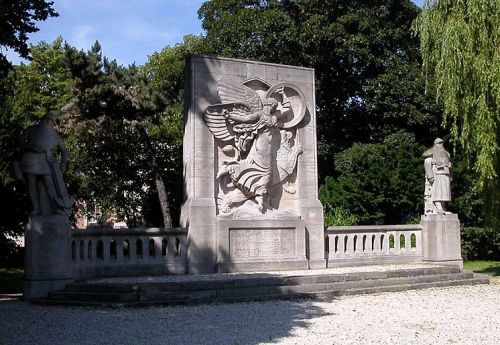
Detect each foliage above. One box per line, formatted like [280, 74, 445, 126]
[0, 39, 71, 243]
[146, 35, 207, 103]
[0, 0, 58, 72]
[199, 0, 443, 176]
[0, 268, 24, 293]
[6, 38, 73, 122]
[320, 132, 424, 225]
[449, 153, 486, 226]
[413, 0, 500, 226]
[461, 227, 500, 261]
[324, 207, 359, 227]
[61, 42, 180, 227]
[0, 38, 189, 229]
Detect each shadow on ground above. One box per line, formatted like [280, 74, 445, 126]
[0, 298, 333, 345]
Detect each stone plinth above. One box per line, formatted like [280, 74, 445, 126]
[421, 213, 463, 269]
[217, 219, 308, 272]
[24, 215, 73, 300]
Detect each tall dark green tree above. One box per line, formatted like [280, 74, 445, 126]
[0, 0, 58, 73]
[198, 0, 444, 177]
[61, 42, 181, 227]
[319, 132, 425, 225]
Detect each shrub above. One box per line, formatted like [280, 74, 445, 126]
[324, 207, 359, 226]
[461, 227, 500, 260]
[319, 132, 424, 225]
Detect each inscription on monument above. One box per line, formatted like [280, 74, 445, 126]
[230, 228, 296, 259]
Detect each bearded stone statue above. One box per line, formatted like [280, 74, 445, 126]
[423, 138, 452, 214]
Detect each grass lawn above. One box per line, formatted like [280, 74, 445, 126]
[0, 268, 24, 294]
[463, 261, 500, 276]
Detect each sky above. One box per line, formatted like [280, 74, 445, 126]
[4, 0, 425, 67]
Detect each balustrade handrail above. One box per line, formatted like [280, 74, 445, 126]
[327, 224, 422, 233]
[72, 227, 188, 237]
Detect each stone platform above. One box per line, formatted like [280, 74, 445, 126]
[35, 264, 488, 307]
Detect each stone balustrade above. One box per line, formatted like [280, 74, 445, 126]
[71, 227, 188, 279]
[326, 224, 423, 267]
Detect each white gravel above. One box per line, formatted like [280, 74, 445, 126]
[0, 284, 498, 345]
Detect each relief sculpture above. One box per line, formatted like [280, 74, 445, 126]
[204, 76, 306, 214]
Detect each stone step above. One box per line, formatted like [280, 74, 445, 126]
[36, 275, 488, 307]
[134, 272, 475, 302]
[65, 283, 136, 294]
[64, 266, 461, 294]
[35, 271, 489, 307]
[308, 275, 490, 299]
[48, 291, 138, 303]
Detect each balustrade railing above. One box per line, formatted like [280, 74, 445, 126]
[71, 227, 187, 279]
[326, 224, 423, 266]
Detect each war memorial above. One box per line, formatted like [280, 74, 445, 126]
[20, 56, 487, 304]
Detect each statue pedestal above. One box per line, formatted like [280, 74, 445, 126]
[24, 215, 73, 300]
[421, 213, 463, 269]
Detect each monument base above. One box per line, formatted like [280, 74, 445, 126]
[217, 219, 308, 273]
[309, 258, 328, 269]
[24, 278, 73, 300]
[182, 198, 218, 274]
[421, 213, 463, 269]
[24, 215, 73, 300]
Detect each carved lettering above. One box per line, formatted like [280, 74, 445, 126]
[229, 228, 296, 259]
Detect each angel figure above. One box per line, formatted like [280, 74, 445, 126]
[204, 77, 301, 213]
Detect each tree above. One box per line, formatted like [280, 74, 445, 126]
[198, 0, 443, 178]
[6, 37, 73, 120]
[61, 42, 179, 227]
[0, 38, 71, 254]
[319, 132, 425, 225]
[143, 35, 209, 225]
[413, 0, 499, 225]
[0, 0, 58, 72]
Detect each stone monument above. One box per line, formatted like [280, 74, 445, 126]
[181, 56, 326, 273]
[16, 112, 74, 300]
[421, 138, 462, 268]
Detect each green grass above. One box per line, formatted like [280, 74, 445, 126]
[0, 268, 24, 294]
[464, 261, 500, 276]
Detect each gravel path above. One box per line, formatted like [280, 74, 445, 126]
[0, 284, 498, 345]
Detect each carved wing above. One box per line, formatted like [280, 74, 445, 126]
[217, 76, 263, 113]
[204, 77, 264, 142]
[204, 103, 249, 142]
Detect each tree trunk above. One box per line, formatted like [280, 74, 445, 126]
[138, 125, 173, 228]
[155, 173, 172, 228]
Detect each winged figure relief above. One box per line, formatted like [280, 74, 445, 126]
[204, 76, 305, 214]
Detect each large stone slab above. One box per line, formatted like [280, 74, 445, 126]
[217, 219, 308, 272]
[182, 56, 326, 272]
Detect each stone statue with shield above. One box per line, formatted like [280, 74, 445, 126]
[15, 112, 73, 215]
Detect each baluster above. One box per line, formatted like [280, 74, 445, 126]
[116, 237, 123, 261]
[154, 236, 162, 261]
[168, 236, 175, 261]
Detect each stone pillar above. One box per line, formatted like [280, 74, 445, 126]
[421, 213, 463, 269]
[180, 56, 218, 273]
[24, 215, 73, 300]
